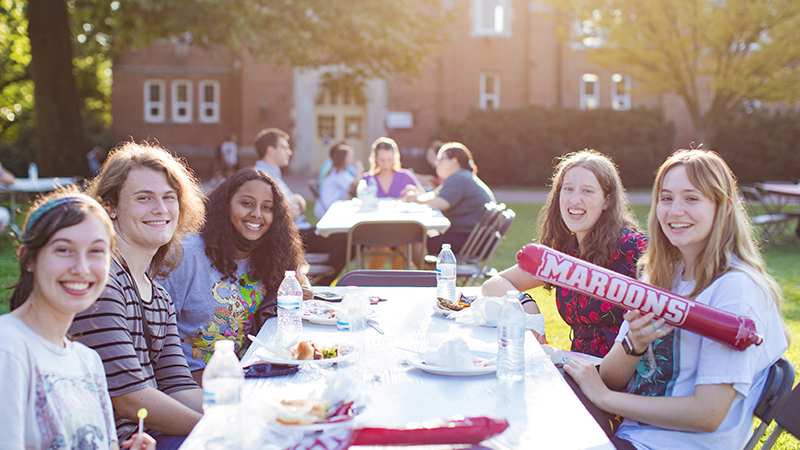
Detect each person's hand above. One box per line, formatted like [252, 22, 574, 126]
[624, 310, 674, 353]
[401, 185, 419, 202]
[121, 433, 156, 450]
[563, 355, 608, 406]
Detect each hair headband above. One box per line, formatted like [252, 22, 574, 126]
[23, 195, 87, 239]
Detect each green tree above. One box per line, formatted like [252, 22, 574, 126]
[4, 0, 450, 177]
[549, 0, 800, 146]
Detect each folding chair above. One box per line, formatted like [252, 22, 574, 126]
[345, 220, 427, 272]
[740, 186, 794, 246]
[423, 201, 505, 268]
[458, 208, 516, 286]
[743, 357, 796, 450]
[760, 377, 800, 450]
[337, 270, 437, 287]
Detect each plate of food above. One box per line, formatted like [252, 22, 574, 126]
[302, 303, 378, 325]
[254, 340, 354, 365]
[434, 293, 475, 316]
[276, 399, 357, 432]
[407, 351, 497, 377]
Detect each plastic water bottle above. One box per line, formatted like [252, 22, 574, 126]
[436, 243, 457, 304]
[28, 163, 38, 181]
[202, 339, 244, 449]
[277, 270, 303, 347]
[497, 290, 526, 382]
[356, 179, 368, 201]
[336, 286, 367, 361]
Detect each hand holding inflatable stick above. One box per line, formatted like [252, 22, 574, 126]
[516, 244, 763, 351]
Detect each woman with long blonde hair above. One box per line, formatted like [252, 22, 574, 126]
[565, 149, 788, 450]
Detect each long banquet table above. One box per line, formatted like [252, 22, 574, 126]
[315, 199, 451, 238]
[180, 287, 614, 450]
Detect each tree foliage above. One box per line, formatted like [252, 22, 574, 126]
[548, 0, 800, 145]
[2, 0, 451, 176]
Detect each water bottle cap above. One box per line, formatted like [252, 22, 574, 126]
[214, 339, 234, 352]
[284, 270, 296, 277]
[442, 244, 451, 249]
[506, 290, 520, 298]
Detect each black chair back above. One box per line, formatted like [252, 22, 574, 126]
[337, 270, 437, 287]
[743, 357, 796, 450]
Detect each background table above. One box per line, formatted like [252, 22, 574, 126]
[181, 287, 614, 450]
[0, 177, 73, 234]
[315, 199, 451, 238]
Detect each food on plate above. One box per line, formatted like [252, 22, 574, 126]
[292, 341, 339, 360]
[277, 399, 329, 425]
[437, 293, 476, 311]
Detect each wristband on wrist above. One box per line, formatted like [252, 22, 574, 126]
[519, 292, 536, 305]
[622, 335, 647, 357]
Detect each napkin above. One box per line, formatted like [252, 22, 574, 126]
[243, 363, 299, 378]
[348, 416, 509, 446]
[450, 297, 546, 334]
[423, 337, 474, 368]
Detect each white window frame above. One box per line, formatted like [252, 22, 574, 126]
[171, 79, 192, 123]
[143, 80, 165, 123]
[580, 73, 599, 110]
[473, 0, 511, 37]
[611, 73, 631, 111]
[198, 80, 220, 123]
[480, 73, 500, 110]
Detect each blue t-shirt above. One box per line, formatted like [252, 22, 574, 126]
[160, 234, 273, 370]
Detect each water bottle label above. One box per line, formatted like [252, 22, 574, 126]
[436, 266, 456, 278]
[278, 295, 301, 310]
[337, 318, 351, 331]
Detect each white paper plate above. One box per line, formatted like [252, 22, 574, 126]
[253, 347, 355, 366]
[277, 416, 354, 433]
[407, 351, 497, 376]
[302, 310, 378, 325]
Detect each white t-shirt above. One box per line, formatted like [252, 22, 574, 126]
[614, 262, 788, 450]
[0, 315, 117, 449]
[220, 141, 238, 167]
[314, 169, 355, 219]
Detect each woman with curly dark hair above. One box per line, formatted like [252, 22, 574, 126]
[161, 168, 312, 382]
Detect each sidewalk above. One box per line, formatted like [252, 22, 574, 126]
[281, 170, 653, 205]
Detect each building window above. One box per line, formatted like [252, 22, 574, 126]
[480, 73, 500, 110]
[611, 73, 631, 111]
[474, 0, 510, 36]
[144, 80, 165, 123]
[198, 80, 220, 123]
[580, 73, 599, 110]
[171, 80, 192, 123]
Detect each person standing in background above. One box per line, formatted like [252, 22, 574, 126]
[219, 134, 239, 178]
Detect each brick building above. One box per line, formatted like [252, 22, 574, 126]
[110, 0, 694, 180]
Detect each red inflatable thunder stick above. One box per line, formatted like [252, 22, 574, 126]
[516, 244, 763, 351]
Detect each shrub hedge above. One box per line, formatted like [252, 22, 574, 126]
[433, 106, 675, 189]
[713, 110, 800, 185]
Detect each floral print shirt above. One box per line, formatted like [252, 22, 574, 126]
[555, 228, 648, 357]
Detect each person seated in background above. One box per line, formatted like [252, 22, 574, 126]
[565, 149, 788, 450]
[3, 190, 154, 450]
[161, 168, 313, 384]
[402, 142, 494, 260]
[482, 150, 647, 358]
[70, 142, 206, 450]
[415, 139, 443, 190]
[318, 141, 358, 188]
[362, 137, 424, 198]
[314, 145, 363, 219]
[360, 137, 424, 269]
[254, 128, 347, 285]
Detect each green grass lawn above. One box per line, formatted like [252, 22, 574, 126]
[1, 201, 798, 448]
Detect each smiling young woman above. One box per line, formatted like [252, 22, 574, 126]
[160, 168, 312, 383]
[564, 149, 789, 450]
[482, 150, 647, 358]
[2, 191, 154, 450]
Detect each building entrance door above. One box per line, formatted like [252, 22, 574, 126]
[312, 87, 367, 173]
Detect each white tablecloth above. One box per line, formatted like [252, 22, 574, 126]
[181, 287, 614, 450]
[315, 199, 451, 238]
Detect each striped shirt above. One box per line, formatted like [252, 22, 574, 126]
[70, 258, 198, 440]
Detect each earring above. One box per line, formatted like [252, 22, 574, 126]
[26, 267, 32, 272]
